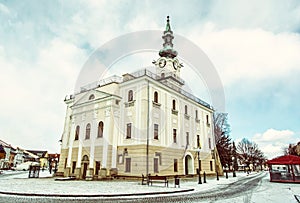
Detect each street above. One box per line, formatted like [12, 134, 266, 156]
[1, 171, 299, 203]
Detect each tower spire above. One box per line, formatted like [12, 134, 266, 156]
[165, 16, 171, 32]
[159, 16, 178, 59]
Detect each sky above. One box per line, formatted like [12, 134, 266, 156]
[0, 0, 299, 159]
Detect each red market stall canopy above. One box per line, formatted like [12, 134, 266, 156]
[267, 155, 300, 165]
[267, 155, 300, 183]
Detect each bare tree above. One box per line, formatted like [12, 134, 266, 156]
[237, 138, 265, 170]
[285, 142, 300, 156]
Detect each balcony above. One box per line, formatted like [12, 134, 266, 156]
[172, 109, 178, 115]
[125, 100, 135, 107]
[152, 101, 161, 108]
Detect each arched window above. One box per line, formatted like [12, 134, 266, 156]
[154, 91, 158, 103]
[89, 94, 95, 100]
[172, 99, 176, 110]
[75, 125, 80, 140]
[98, 121, 103, 138]
[128, 90, 133, 102]
[85, 123, 91, 139]
[185, 105, 188, 114]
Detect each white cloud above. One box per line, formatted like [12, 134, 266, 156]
[0, 3, 10, 15]
[252, 128, 298, 159]
[0, 38, 87, 153]
[188, 25, 300, 86]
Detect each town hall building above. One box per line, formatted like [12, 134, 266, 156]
[58, 17, 220, 179]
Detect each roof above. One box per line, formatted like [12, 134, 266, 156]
[267, 155, 300, 165]
[0, 140, 15, 150]
[27, 150, 48, 158]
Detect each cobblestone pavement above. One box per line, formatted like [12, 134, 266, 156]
[0, 172, 266, 203]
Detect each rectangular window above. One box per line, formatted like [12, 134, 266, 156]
[173, 129, 177, 143]
[174, 159, 178, 172]
[154, 124, 159, 140]
[210, 161, 213, 171]
[154, 158, 159, 173]
[195, 110, 198, 120]
[208, 138, 212, 149]
[186, 132, 189, 146]
[95, 161, 101, 175]
[72, 161, 76, 174]
[125, 158, 131, 172]
[64, 158, 67, 169]
[206, 115, 210, 125]
[197, 135, 201, 148]
[126, 123, 132, 139]
[155, 152, 162, 165]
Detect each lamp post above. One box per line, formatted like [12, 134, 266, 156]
[196, 148, 202, 184]
[232, 156, 236, 177]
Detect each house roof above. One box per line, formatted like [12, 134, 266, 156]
[0, 140, 15, 150]
[27, 150, 48, 158]
[267, 155, 300, 165]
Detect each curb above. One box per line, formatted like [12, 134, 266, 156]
[0, 188, 194, 198]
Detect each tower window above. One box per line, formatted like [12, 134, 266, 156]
[195, 110, 198, 120]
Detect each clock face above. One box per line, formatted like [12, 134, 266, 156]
[158, 58, 166, 68]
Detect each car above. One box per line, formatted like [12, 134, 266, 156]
[15, 162, 40, 171]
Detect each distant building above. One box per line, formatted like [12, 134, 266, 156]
[27, 150, 48, 167]
[0, 140, 16, 169]
[58, 17, 220, 179]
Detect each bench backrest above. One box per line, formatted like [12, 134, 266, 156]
[149, 176, 167, 180]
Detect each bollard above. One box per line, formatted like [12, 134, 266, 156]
[174, 175, 180, 188]
[216, 172, 219, 181]
[226, 171, 228, 179]
[203, 171, 207, 183]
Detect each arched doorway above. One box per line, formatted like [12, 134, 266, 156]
[185, 155, 193, 175]
[81, 155, 89, 179]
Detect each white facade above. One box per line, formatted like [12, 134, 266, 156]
[58, 17, 219, 179]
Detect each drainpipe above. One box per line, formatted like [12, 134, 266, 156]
[146, 79, 150, 184]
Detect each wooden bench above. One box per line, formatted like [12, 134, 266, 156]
[148, 175, 168, 187]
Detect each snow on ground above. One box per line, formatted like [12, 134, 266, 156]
[0, 170, 299, 203]
[0, 170, 260, 195]
[214, 174, 300, 203]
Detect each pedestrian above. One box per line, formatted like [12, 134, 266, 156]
[49, 164, 52, 174]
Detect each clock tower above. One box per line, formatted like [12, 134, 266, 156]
[153, 16, 183, 80]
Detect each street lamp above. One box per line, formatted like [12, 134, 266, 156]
[195, 148, 202, 184]
[232, 156, 236, 177]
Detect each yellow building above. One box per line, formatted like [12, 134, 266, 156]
[58, 17, 219, 179]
